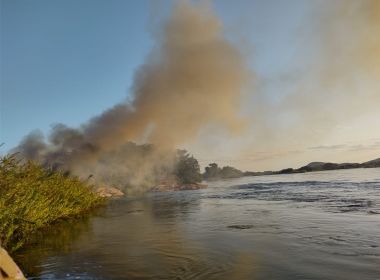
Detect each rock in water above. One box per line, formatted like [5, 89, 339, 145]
[150, 183, 207, 192]
[96, 187, 124, 198]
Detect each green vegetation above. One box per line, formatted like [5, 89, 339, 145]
[204, 163, 221, 179]
[203, 163, 243, 180]
[0, 155, 104, 252]
[175, 150, 202, 184]
[220, 166, 243, 178]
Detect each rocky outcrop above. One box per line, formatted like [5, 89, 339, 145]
[96, 187, 124, 198]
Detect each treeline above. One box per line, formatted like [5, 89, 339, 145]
[170, 154, 380, 184]
[177, 159, 246, 182]
[203, 163, 244, 180]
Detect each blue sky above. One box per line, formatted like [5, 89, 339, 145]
[1, 0, 308, 149]
[1, 0, 154, 149]
[2, 0, 379, 170]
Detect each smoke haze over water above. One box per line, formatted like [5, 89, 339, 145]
[14, 1, 249, 189]
[10, 0, 380, 175]
[228, 0, 380, 170]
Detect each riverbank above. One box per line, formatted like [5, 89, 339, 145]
[0, 155, 105, 252]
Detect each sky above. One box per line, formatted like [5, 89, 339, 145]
[1, 0, 380, 171]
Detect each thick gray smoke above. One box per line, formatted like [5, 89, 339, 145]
[13, 1, 248, 190]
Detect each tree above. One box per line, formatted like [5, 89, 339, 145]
[204, 163, 221, 179]
[204, 163, 244, 180]
[220, 166, 243, 178]
[175, 150, 202, 184]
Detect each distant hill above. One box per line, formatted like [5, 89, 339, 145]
[204, 157, 380, 180]
[244, 156, 380, 177]
[361, 158, 380, 168]
[297, 162, 361, 173]
[305, 162, 326, 168]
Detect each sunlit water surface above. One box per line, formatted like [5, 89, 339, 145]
[16, 168, 380, 280]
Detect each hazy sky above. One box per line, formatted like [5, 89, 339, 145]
[1, 0, 380, 171]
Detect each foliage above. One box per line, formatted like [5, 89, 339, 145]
[175, 150, 202, 184]
[279, 168, 294, 174]
[203, 163, 243, 180]
[204, 163, 222, 180]
[0, 155, 104, 252]
[220, 166, 243, 179]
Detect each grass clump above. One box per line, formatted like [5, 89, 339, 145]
[0, 155, 105, 252]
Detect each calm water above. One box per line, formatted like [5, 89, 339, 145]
[16, 168, 380, 280]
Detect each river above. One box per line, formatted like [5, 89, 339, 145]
[15, 168, 380, 279]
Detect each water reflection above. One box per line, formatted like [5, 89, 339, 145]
[13, 168, 380, 279]
[15, 214, 95, 277]
[16, 194, 259, 279]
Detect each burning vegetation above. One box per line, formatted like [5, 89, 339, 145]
[12, 1, 248, 192]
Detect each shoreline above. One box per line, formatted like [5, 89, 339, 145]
[0, 155, 105, 253]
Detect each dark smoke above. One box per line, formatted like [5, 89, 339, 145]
[13, 1, 249, 190]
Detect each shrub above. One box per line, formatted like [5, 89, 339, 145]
[220, 166, 243, 179]
[203, 163, 243, 180]
[175, 150, 202, 184]
[204, 163, 222, 180]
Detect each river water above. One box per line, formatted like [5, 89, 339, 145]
[16, 168, 380, 280]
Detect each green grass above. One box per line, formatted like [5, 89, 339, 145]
[0, 155, 105, 252]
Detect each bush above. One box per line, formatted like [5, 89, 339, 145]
[175, 150, 202, 184]
[0, 155, 104, 252]
[220, 166, 243, 179]
[204, 163, 222, 180]
[203, 163, 243, 180]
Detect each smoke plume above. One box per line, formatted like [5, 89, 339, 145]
[287, 0, 380, 148]
[234, 0, 380, 171]
[14, 1, 248, 189]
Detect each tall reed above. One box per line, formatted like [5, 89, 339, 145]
[0, 155, 105, 251]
